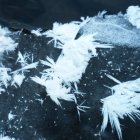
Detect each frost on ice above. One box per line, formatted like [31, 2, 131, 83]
[11, 51, 38, 87]
[127, 6, 140, 29]
[0, 134, 15, 140]
[0, 26, 18, 54]
[31, 76, 75, 106]
[11, 73, 25, 88]
[0, 67, 11, 93]
[77, 6, 140, 48]
[0, 26, 18, 92]
[0, 67, 11, 88]
[0, 5, 140, 140]
[31, 23, 112, 105]
[101, 75, 140, 139]
[32, 17, 90, 47]
[8, 111, 16, 121]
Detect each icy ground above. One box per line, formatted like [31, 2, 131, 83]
[0, 5, 140, 140]
[0, 32, 139, 140]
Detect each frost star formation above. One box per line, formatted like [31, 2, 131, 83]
[0, 5, 140, 140]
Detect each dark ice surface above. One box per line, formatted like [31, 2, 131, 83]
[0, 0, 140, 140]
[0, 0, 140, 30]
[0, 31, 139, 140]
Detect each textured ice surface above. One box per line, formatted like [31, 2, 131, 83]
[77, 11, 140, 47]
[0, 5, 140, 140]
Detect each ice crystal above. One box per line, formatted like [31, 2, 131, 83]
[11, 73, 25, 88]
[8, 111, 16, 121]
[31, 17, 90, 48]
[127, 6, 140, 29]
[77, 100, 90, 120]
[11, 52, 38, 87]
[101, 75, 140, 140]
[0, 67, 11, 88]
[31, 76, 75, 106]
[13, 62, 38, 73]
[73, 82, 86, 96]
[43, 22, 81, 48]
[0, 134, 15, 140]
[16, 51, 30, 67]
[31, 17, 112, 105]
[31, 28, 42, 36]
[0, 5, 139, 140]
[0, 26, 18, 54]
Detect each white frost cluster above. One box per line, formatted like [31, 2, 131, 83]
[127, 6, 140, 29]
[0, 67, 11, 93]
[0, 5, 140, 140]
[11, 51, 38, 88]
[101, 75, 140, 139]
[0, 51, 38, 91]
[32, 17, 90, 48]
[31, 19, 112, 105]
[0, 26, 18, 54]
[0, 26, 18, 92]
[0, 67, 11, 87]
[0, 134, 15, 140]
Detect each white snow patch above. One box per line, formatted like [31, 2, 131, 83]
[0, 26, 18, 54]
[127, 6, 140, 29]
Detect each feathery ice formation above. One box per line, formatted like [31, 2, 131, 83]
[0, 5, 139, 140]
[101, 75, 140, 139]
[31, 20, 112, 105]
